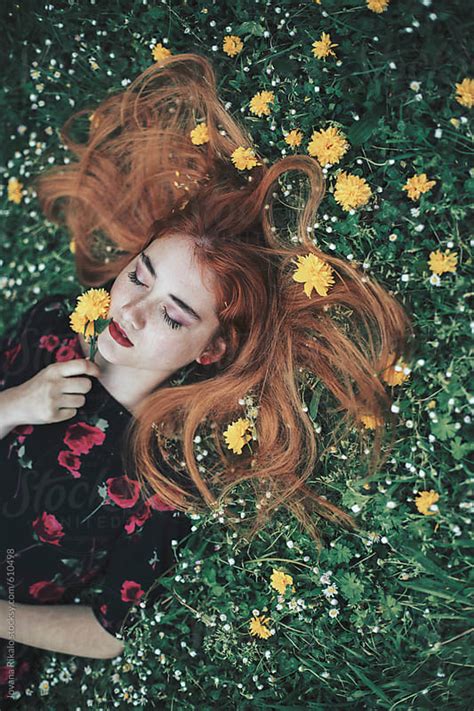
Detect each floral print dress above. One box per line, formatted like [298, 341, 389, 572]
[0, 293, 193, 701]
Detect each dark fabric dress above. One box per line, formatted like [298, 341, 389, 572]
[0, 293, 194, 702]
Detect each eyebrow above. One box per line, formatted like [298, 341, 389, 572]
[139, 251, 202, 322]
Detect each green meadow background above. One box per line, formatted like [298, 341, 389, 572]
[0, 0, 472, 708]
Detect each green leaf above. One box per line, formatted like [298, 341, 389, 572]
[430, 415, 457, 441]
[451, 436, 474, 461]
[346, 104, 386, 147]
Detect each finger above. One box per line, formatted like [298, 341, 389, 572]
[60, 394, 86, 409]
[53, 358, 101, 379]
[55, 408, 78, 421]
[61, 377, 93, 395]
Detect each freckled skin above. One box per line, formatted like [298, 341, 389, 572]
[78, 233, 226, 413]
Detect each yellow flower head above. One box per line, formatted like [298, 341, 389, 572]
[151, 43, 172, 63]
[223, 417, 253, 454]
[428, 249, 458, 275]
[69, 310, 95, 339]
[223, 35, 243, 57]
[454, 77, 474, 109]
[333, 171, 372, 211]
[74, 288, 111, 321]
[270, 569, 294, 595]
[291, 253, 335, 298]
[415, 489, 440, 516]
[249, 614, 272, 639]
[359, 414, 384, 430]
[88, 111, 102, 130]
[231, 146, 260, 171]
[249, 90, 275, 117]
[190, 122, 209, 145]
[311, 32, 338, 60]
[284, 129, 304, 148]
[381, 353, 410, 387]
[7, 177, 23, 204]
[69, 239, 76, 254]
[307, 126, 350, 166]
[402, 173, 437, 201]
[367, 0, 390, 13]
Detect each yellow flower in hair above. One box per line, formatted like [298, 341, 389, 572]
[415, 490, 440, 516]
[334, 171, 372, 211]
[7, 177, 23, 204]
[249, 90, 275, 117]
[190, 122, 209, 145]
[367, 0, 390, 13]
[359, 414, 384, 430]
[284, 129, 303, 148]
[428, 249, 458, 275]
[402, 173, 437, 201]
[270, 569, 295, 595]
[223, 417, 253, 454]
[291, 253, 335, 298]
[454, 77, 474, 109]
[231, 146, 260, 171]
[308, 126, 350, 166]
[249, 614, 272, 639]
[311, 32, 338, 60]
[223, 35, 243, 57]
[151, 43, 172, 63]
[381, 353, 410, 387]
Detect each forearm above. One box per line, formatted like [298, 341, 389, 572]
[0, 599, 125, 660]
[0, 386, 23, 439]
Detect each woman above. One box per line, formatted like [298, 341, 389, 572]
[0, 53, 411, 702]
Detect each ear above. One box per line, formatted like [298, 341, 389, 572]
[196, 336, 227, 365]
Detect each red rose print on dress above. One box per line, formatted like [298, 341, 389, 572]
[124, 500, 152, 534]
[57, 449, 81, 478]
[29, 580, 66, 602]
[39, 334, 60, 352]
[106, 475, 141, 509]
[10, 424, 34, 443]
[147, 493, 177, 512]
[120, 580, 145, 603]
[3, 342, 21, 368]
[32, 511, 65, 546]
[100, 603, 108, 616]
[64, 422, 106, 455]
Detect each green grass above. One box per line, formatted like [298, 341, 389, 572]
[0, 0, 472, 708]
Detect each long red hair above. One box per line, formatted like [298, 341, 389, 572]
[32, 53, 412, 549]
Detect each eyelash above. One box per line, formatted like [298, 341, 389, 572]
[127, 268, 182, 330]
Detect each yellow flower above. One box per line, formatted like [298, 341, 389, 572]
[428, 249, 458, 275]
[69, 239, 76, 254]
[89, 111, 101, 129]
[367, 0, 390, 13]
[223, 417, 253, 454]
[270, 569, 294, 595]
[449, 117, 460, 128]
[291, 253, 335, 298]
[249, 614, 272, 639]
[151, 43, 172, 63]
[7, 177, 23, 204]
[454, 77, 474, 109]
[307, 126, 350, 166]
[231, 146, 260, 171]
[190, 122, 209, 145]
[284, 129, 303, 147]
[427, 399, 437, 410]
[381, 354, 410, 387]
[223, 35, 243, 57]
[249, 90, 275, 117]
[74, 288, 111, 320]
[311, 32, 338, 60]
[415, 490, 440, 516]
[333, 171, 372, 211]
[402, 173, 437, 201]
[359, 414, 384, 430]
[69, 310, 95, 339]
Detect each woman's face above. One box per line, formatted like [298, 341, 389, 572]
[97, 233, 226, 380]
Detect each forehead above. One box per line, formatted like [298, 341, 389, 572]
[147, 234, 219, 310]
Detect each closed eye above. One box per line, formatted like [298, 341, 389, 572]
[127, 269, 183, 330]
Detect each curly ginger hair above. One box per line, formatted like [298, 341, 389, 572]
[32, 53, 412, 550]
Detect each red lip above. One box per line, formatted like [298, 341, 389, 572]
[109, 319, 134, 347]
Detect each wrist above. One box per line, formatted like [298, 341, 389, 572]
[0, 385, 26, 438]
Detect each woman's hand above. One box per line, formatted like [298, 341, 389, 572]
[12, 358, 102, 426]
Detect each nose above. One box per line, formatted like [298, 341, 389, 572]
[121, 300, 148, 334]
